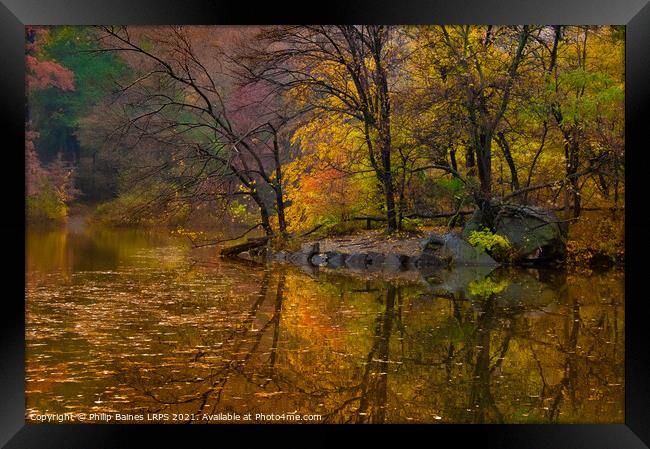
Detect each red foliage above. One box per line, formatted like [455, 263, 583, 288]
[25, 128, 46, 196]
[25, 26, 76, 200]
[25, 26, 75, 93]
[26, 55, 75, 93]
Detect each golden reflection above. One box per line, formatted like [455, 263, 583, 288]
[26, 228, 624, 423]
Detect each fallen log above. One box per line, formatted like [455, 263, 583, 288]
[405, 211, 475, 219]
[220, 236, 269, 257]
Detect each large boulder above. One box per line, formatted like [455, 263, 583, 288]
[462, 205, 567, 264]
[492, 205, 567, 263]
[421, 233, 498, 267]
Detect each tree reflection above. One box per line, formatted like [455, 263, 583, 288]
[28, 246, 623, 424]
[468, 296, 505, 423]
[354, 284, 395, 423]
[111, 266, 290, 420]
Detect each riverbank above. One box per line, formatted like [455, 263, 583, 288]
[231, 214, 624, 274]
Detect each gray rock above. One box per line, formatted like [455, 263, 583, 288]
[422, 233, 498, 267]
[366, 252, 385, 270]
[325, 251, 346, 268]
[384, 253, 408, 269]
[288, 252, 311, 266]
[345, 253, 368, 269]
[462, 210, 484, 238]
[492, 205, 567, 262]
[311, 253, 329, 266]
[461, 205, 567, 263]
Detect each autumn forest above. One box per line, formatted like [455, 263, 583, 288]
[26, 25, 625, 424]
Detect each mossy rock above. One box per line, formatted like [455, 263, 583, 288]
[493, 205, 567, 263]
[421, 233, 498, 267]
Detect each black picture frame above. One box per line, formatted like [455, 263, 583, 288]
[2, 0, 649, 447]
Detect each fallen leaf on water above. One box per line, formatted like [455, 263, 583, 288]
[254, 391, 284, 398]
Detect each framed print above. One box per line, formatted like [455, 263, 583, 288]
[2, 0, 649, 447]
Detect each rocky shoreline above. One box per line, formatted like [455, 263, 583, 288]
[232, 204, 568, 273]
[268, 232, 499, 272]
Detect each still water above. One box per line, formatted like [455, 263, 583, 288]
[26, 227, 624, 424]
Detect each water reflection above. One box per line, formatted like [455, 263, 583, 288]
[26, 227, 624, 423]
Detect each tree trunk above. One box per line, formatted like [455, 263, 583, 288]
[397, 165, 407, 230]
[250, 191, 273, 236]
[496, 132, 520, 191]
[271, 131, 288, 236]
[274, 187, 287, 236]
[383, 173, 398, 233]
[220, 236, 269, 257]
[378, 117, 397, 233]
[476, 132, 492, 199]
[465, 141, 476, 176]
[571, 178, 581, 218]
[565, 138, 581, 218]
[449, 147, 458, 172]
[374, 33, 397, 234]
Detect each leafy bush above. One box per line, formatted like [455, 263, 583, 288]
[26, 187, 68, 225]
[93, 192, 167, 227]
[400, 216, 424, 232]
[468, 228, 514, 262]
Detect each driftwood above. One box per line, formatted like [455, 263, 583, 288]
[220, 236, 269, 257]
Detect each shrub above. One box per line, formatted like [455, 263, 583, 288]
[468, 228, 515, 262]
[26, 187, 68, 225]
[400, 217, 424, 232]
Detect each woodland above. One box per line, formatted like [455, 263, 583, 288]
[25, 25, 625, 266]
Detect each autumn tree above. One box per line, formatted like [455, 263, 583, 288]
[538, 26, 624, 218]
[412, 26, 532, 226]
[25, 26, 78, 223]
[240, 26, 402, 232]
[90, 26, 297, 236]
[38, 25, 623, 238]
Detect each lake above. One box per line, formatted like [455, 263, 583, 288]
[25, 226, 624, 424]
